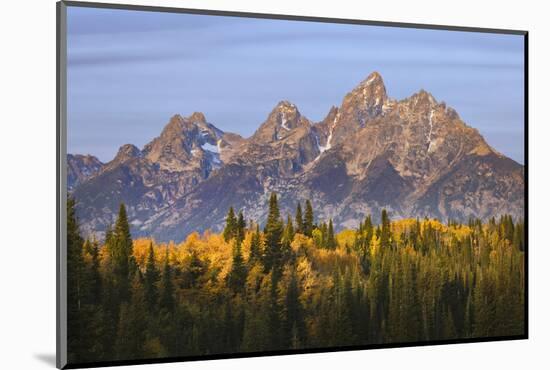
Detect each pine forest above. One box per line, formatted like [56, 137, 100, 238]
[66, 193, 525, 364]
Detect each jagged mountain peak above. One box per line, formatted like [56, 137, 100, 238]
[163, 112, 223, 143]
[164, 113, 184, 128]
[189, 111, 207, 123]
[143, 112, 224, 172]
[406, 89, 438, 111]
[67, 154, 104, 191]
[114, 144, 141, 162]
[358, 71, 385, 88]
[158, 114, 187, 142]
[324, 71, 390, 147]
[400, 90, 464, 125]
[100, 144, 142, 172]
[274, 100, 298, 110]
[251, 100, 311, 143]
[270, 100, 301, 126]
[161, 112, 221, 138]
[322, 106, 339, 122]
[350, 71, 388, 106]
[68, 153, 102, 162]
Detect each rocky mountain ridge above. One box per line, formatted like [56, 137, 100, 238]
[67, 154, 104, 191]
[69, 72, 524, 242]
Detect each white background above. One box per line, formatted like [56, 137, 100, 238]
[1, 0, 547, 369]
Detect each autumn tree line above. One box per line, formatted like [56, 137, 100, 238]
[67, 194, 525, 364]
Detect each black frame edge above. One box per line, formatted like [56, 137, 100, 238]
[61, 0, 527, 35]
[65, 334, 528, 369]
[523, 32, 529, 339]
[57, 1, 68, 369]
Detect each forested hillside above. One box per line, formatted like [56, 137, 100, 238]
[67, 193, 525, 364]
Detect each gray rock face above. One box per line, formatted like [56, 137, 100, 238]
[67, 154, 104, 191]
[69, 71, 524, 242]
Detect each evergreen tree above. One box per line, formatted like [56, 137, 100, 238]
[304, 200, 314, 237]
[249, 225, 262, 264]
[282, 214, 295, 262]
[105, 224, 114, 248]
[223, 207, 237, 242]
[380, 209, 391, 248]
[285, 214, 295, 241]
[144, 242, 160, 312]
[159, 249, 175, 313]
[83, 238, 104, 361]
[411, 218, 421, 250]
[320, 222, 328, 248]
[327, 219, 337, 250]
[228, 241, 248, 293]
[330, 272, 354, 345]
[267, 272, 283, 349]
[109, 203, 135, 303]
[187, 250, 206, 288]
[67, 198, 85, 362]
[263, 193, 284, 273]
[83, 238, 102, 305]
[241, 273, 271, 351]
[115, 273, 147, 360]
[67, 204, 105, 362]
[282, 270, 306, 348]
[364, 215, 374, 242]
[221, 297, 245, 352]
[236, 210, 246, 244]
[295, 203, 304, 234]
[99, 275, 118, 360]
[442, 307, 457, 339]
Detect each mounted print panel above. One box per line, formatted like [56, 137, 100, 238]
[57, 1, 527, 368]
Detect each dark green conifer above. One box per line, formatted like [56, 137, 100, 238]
[320, 222, 328, 248]
[283, 269, 306, 348]
[87, 238, 102, 304]
[144, 242, 159, 312]
[223, 206, 237, 242]
[110, 203, 135, 302]
[236, 210, 246, 244]
[188, 249, 205, 288]
[282, 214, 295, 262]
[228, 241, 247, 293]
[304, 200, 314, 237]
[67, 198, 85, 362]
[295, 203, 304, 234]
[115, 273, 147, 360]
[249, 224, 262, 264]
[263, 193, 284, 273]
[159, 249, 175, 313]
[327, 219, 337, 250]
[380, 209, 391, 248]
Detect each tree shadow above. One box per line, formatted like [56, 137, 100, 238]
[34, 353, 56, 367]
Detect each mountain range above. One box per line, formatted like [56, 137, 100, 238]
[68, 72, 524, 242]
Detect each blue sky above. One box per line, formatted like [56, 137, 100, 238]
[67, 6, 525, 163]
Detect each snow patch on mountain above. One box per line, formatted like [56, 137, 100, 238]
[202, 142, 219, 153]
[281, 112, 290, 131]
[427, 109, 435, 153]
[210, 153, 221, 165]
[324, 112, 340, 152]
